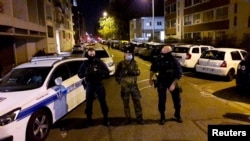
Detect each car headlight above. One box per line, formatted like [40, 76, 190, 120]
[0, 108, 21, 126]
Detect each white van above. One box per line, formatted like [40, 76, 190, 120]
[171, 44, 214, 69]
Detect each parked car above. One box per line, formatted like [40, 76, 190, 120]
[84, 46, 115, 76]
[195, 48, 247, 81]
[236, 52, 250, 93]
[172, 44, 214, 69]
[133, 42, 145, 56]
[0, 56, 86, 141]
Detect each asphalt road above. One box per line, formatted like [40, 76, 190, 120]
[45, 45, 250, 141]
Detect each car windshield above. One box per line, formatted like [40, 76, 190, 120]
[173, 47, 189, 53]
[0, 67, 51, 92]
[200, 50, 225, 60]
[85, 50, 109, 58]
[72, 50, 84, 54]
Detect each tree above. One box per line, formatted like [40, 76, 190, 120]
[98, 16, 118, 40]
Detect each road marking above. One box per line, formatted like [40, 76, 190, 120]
[139, 85, 152, 91]
[137, 79, 149, 83]
[136, 59, 151, 67]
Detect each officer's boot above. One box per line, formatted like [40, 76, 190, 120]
[136, 115, 144, 125]
[159, 113, 165, 125]
[102, 114, 110, 127]
[86, 115, 93, 127]
[174, 111, 182, 123]
[124, 111, 131, 125]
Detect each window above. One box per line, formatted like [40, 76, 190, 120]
[192, 48, 199, 53]
[157, 22, 162, 26]
[248, 16, 250, 28]
[193, 13, 201, 24]
[203, 10, 214, 22]
[234, 16, 237, 26]
[216, 7, 228, 20]
[67, 61, 83, 76]
[165, 20, 170, 28]
[171, 19, 176, 27]
[201, 47, 210, 53]
[47, 26, 54, 38]
[166, 3, 176, 14]
[193, 32, 201, 40]
[184, 15, 192, 25]
[63, 31, 65, 39]
[165, 6, 170, 14]
[48, 64, 70, 88]
[170, 3, 176, 13]
[185, 0, 192, 7]
[184, 33, 192, 39]
[146, 22, 151, 26]
[234, 3, 237, 13]
[231, 51, 242, 60]
[194, 0, 202, 5]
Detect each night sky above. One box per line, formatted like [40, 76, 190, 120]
[81, 0, 109, 35]
[81, 0, 164, 35]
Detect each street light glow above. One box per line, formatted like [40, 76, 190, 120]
[103, 11, 107, 17]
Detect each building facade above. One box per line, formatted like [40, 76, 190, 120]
[164, 0, 250, 45]
[129, 16, 165, 42]
[0, 0, 79, 75]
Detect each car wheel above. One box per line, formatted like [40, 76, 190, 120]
[26, 109, 52, 141]
[226, 69, 235, 81]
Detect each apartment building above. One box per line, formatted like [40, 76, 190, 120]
[0, 0, 75, 74]
[164, 0, 250, 44]
[130, 16, 165, 42]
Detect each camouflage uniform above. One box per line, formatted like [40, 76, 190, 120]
[115, 59, 143, 124]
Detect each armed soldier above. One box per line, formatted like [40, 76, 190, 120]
[149, 45, 183, 125]
[115, 48, 143, 124]
[78, 47, 110, 127]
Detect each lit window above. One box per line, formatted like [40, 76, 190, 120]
[146, 22, 151, 26]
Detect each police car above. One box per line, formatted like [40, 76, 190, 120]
[0, 56, 87, 141]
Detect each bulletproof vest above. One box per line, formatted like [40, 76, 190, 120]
[120, 60, 138, 86]
[85, 59, 103, 84]
[157, 56, 176, 82]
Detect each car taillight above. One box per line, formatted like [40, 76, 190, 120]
[220, 61, 227, 67]
[186, 53, 191, 59]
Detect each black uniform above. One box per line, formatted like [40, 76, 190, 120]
[150, 53, 183, 123]
[78, 56, 110, 126]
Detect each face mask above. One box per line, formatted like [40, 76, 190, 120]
[125, 55, 133, 61]
[88, 55, 96, 61]
[161, 53, 171, 59]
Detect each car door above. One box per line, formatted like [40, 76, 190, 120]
[66, 60, 86, 105]
[47, 63, 75, 115]
[230, 51, 244, 75]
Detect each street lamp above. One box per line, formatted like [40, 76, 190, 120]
[152, 0, 154, 41]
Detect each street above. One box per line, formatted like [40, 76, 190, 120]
[45, 46, 250, 141]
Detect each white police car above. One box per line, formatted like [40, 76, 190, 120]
[0, 56, 87, 141]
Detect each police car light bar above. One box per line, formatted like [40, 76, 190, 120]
[31, 56, 64, 62]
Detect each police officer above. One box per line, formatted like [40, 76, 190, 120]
[149, 45, 183, 125]
[115, 48, 144, 124]
[78, 47, 110, 127]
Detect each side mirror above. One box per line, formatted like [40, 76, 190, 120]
[55, 77, 62, 85]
